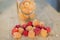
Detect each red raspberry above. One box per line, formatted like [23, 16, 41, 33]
[46, 27, 51, 33]
[22, 24, 27, 29]
[27, 21, 33, 26]
[12, 28, 18, 35]
[15, 24, 21, 28]
[34, 28, 41, 35]
[23, 30, 28, 36]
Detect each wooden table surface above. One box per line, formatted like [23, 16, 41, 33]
[0, 0, 60, 40]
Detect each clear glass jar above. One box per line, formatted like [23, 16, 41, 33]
[16, 0, 53, 27]
[16, 0, 36, 25]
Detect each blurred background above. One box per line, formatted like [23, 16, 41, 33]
[0, 0, 60, 12]
[0, 0, 60, 40]
[46, 0, 60, 12]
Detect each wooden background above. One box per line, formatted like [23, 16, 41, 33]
[0, 0, 60, 40]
